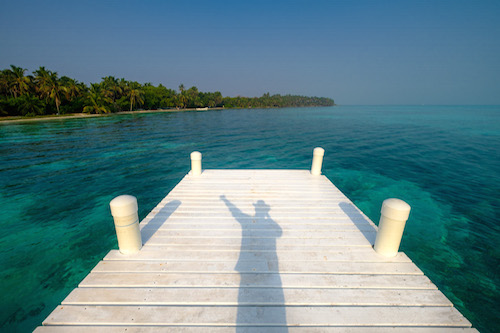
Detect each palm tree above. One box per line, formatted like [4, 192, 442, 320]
[83, 83, 112, 114]
[101, 76, 123, 110]
[34, 67, 68, 115]
[177, 83, 187, 108]
[8, 65, 30, 98]
[186, 86, 202, 108]
[60, 76, 81, 102]
[126, 82, 144, 111]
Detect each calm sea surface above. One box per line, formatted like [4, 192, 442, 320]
[0, 105, 498, 332]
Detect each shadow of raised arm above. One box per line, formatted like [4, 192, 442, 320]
[220, 194, 246, 219]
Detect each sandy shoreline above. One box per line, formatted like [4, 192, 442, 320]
[0, 107, 224, 124]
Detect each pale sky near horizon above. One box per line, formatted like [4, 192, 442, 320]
[1, 0, 499, 105]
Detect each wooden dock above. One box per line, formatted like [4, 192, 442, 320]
[36, 169, 477, 332]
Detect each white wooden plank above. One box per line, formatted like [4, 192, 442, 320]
[141, 244, 375, 252]
[170, 189, 338, 195]
[34, 327, 480, 333]
[79, 272, 435, 289]
[173, 181, 336, 187]
[92, 260, 424, 274]
[171, 186, 337, 193]
[149, 212, 369, 220]
[141, 222, 376, 231]
[145, 229, 376, 240]
[142, 216, 375, 225]
[43, 305, 472, 327]
[168, 191, 345, 197]
[63, 287, 452, 306]
[141, 219, 377, 228]
[185, 171, 321, 180]
[158, 193, 351, 204]
[187, 169, 315, 176]
[166, 195, 349, 201]
[153, 203, 364, 210]
[103, 248, 406, 262]
[150, 207, 367, 214]
[140, 244, 374, 252]
[180, 175, 331, 181]
[144, 236, 375, 247]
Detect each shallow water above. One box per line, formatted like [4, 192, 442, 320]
[0, 105, 498, 332]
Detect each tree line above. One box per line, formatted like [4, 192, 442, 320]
[0, 65, 335, 117]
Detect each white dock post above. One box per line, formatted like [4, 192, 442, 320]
[191, 151, 202, 176]
[311, 147, 325, 175]
[374, 198, 411, 257]
[109, 195, 142, 254]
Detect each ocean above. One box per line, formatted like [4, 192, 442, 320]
[0, 105, 498, 332]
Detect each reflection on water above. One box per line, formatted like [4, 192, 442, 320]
[221, 195, 287, 331]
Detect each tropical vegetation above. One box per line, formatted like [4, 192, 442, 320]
[0, 65, 335, 117]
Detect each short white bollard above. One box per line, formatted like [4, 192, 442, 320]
[191, 151, 202, 176]
[311, 147, 325, 176]
[374, 198, 411, 257]
[109, 195, 142, 254]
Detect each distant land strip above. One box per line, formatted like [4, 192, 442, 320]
[0, 65, 335, 118]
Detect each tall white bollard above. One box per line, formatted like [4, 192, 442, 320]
[311, 147, 325, 176]
[191, 151, 202, 176]
[110, 195, 142, 254]
[374, 198, 411, 257]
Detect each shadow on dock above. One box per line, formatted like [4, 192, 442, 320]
[221, 195, 288, 332]
[339, 201, 377, 245]
[140, 200, 181, 243]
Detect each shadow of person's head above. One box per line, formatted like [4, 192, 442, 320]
[253, 200, 270, 216]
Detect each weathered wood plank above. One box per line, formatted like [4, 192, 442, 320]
[141, 219, 375, 228]
[158, 198, 357, 206]
[103, 248, 408, 262]
[173, 181, 336, 187]
[149, 212, 369, 220]
[92, 260, 423, 275]
[43, 305, 472, 327]
[143, 235, 376, 246]
[145, 229, 376, 240]
[79, 272, 435, 289]
[140, 244, 374, 252]
[150, 207, 369, 214]
[142, 216, 375, 225]
[34, 327, 480, 333]
[141, 245, 375, 252]
[64, 287, 452, 306]
[167, 192, 346, 198]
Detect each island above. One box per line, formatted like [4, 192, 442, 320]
[0, 65, 335, 118]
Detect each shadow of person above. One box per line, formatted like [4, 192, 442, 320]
[221, 195, 288, 332]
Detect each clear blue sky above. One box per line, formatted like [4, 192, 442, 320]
[1, 0, 499, 104]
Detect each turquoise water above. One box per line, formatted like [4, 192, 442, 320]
[0, 105, 499, 332]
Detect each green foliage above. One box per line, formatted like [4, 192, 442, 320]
[83, 84, 112, 114]
[15, 94, 45, 116]
[223, 93, 335, 109]
[126, 81, 144, 111]
[0, 65, 335, 117]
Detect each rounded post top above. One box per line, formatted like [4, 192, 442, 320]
[381, 198, 411, 221]
[191, 151, 202, 160]
[313, 147, 325, 156]
[110, 195, 138, 217]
